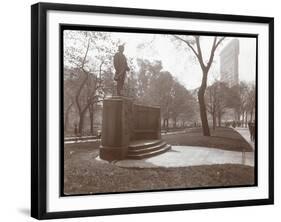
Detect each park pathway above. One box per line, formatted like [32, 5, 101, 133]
[110, 145, 254, 168]
[234, 127, 255, 150]
[111, 127, 255, 169]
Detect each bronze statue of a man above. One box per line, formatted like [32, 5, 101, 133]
[113, 45, 130, 96]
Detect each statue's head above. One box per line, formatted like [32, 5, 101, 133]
[118, 45, 125, 53]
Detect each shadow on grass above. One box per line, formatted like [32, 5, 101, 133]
[163, 127, 252, 152]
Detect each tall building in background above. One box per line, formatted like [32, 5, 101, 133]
[220, 39, 239, 87]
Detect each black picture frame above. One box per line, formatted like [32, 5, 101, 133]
[31, 2, 274, 220]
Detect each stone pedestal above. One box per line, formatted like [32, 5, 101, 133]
[99, 96, 133, 161]
[99, 96, 170, 161]
[132, 104, 161, 140]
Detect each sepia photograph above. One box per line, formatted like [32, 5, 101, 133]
[62, 26, 257, 196]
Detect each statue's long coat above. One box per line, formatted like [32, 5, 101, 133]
[113, 52, 129, 81]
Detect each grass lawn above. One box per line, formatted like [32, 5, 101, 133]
[63, 127, 254, 195]
[163, 127, 252, 152]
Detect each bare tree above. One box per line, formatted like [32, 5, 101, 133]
[228, 82, 249, 126]
[246, 84, 256, 122]
[63, 68, 78, 133]
[174, 35, 225, 136]
[64, 31, 118, 135]
[206, 81, 229, 130]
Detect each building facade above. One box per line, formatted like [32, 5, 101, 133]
[220, 39, 239, 87]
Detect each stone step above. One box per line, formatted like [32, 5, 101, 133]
[128, 141, 167, 155]
[128, 139, 163, 150]
[127, 144, 171, 159]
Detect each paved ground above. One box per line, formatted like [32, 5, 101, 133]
[111, 145, 254, 168]
[110, 127, 255, 169]
[234, 127, 255, 149]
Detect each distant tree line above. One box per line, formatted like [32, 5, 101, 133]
[131, 59, 197, 129]
[205, 80, 256, 130]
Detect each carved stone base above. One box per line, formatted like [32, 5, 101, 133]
[99, 96, 170, 161]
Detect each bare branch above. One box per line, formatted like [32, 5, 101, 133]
[81, 38, 91, 69]
[215, 37, 225, 50]
[206, 37, 218, 71]
[174, 35, 199, 59]
[194, 36, 206, 70]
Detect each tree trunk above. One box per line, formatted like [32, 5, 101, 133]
[250, 109, 253, 122]
[241, 111, 244, 127]
[88, 104, 94, 135]
[198, 72, 210, 136]
[64, 103, 73, 133]
[78, 110, 87, 135]
[217, 111, 222, 127]
[165, 118, 169, 129]
[236, 110, 240, 122]
[219, 114, 222, 127]
[212, 111, 216, 130]
[173, 117, 177, 128]
[64, 112, 69, 133]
